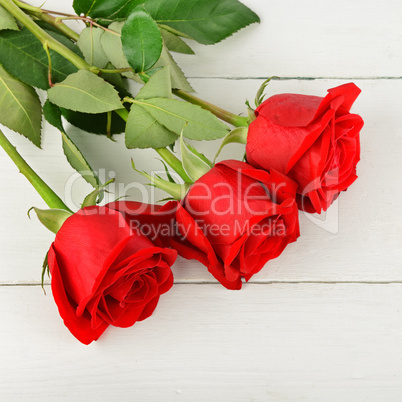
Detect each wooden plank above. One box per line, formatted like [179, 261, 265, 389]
[0, 284, 401, 401]
[177, 0, 402, 78]
[0, 79, 400, 284]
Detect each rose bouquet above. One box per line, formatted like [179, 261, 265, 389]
[0, 0, 363, 343]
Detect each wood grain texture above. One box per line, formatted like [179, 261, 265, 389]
[0, 79, 400, 284]
[1, 284, 402, 401]
[175, 0, 402, 78]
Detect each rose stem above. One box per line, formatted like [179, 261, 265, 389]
[13, 0, 80, 41]
[15, 1, 120, 40]
[173, 89, 249, 128]
[0, 129, 71, 211]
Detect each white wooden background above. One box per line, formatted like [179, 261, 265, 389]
[1, 0, 402, 400]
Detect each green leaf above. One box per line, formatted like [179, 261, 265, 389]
[121, 6, 163, 73]
[77, 27, 109, 68]
[42, 99, 64, 132]
[99, 22, 124, 67]
[32, 207, 72, 234]
[48, 70, 123, 114]
[73, 0, 143, 19]
[136, 97, 229, 140]
[153, 45, 193, 92]
[99, 22, 139, 80]
[145, 0, 260, 45]
[100, 63, 125, 87]
[180, 131, 211, 182]
[100, 23, 192, 91]
[72, 0, 93, 15]
[126, 69, 177, 148]
[61, 132, 100, 188]
[57, 76, 129, 136]
[0, 27, 82, 90]
[126, 104, 177, 149]
[61, 108, 126, 136]
[0, 5, 18, 31]
[0, 28, 82, 90]
[160, 27, 194, 54]
[43, 100, 100, 188]
[213, 127, 248, 163]
[137, 66, 172, 99]
[0, 65, 41, 147]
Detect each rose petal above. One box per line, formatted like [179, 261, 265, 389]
[173, 204, 242, 290]
[256, 93, 323, 127]
[107, 201, 179, 248]
[48, 245, 108, 345]
[52, 206, 132, 305]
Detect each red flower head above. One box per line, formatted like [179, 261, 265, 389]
[48, 205, 176, 344]
[172, 160, 300, 290]
[246, 83, 364, 213]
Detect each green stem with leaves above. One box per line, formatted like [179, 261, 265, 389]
[0, 129, 71, 211]
[13, 0, 80, 41]
[10, 1, 248, 132]
[0, 0, 92, 71]
[3, 0, 246, 184]
[173, 89, 249, 128]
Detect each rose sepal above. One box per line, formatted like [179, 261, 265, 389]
[131, 158, 190, 200]
[29, 207, 73, 234]
[213, 127, 248, 163]
[81, 179, 115, 208]
[180, 131, 212, 182]
[254, 76, 277, 107]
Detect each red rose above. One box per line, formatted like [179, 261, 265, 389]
[246, 83, 364, 213]
[171, 160, 300, 290]
[48, 205, 176, 344]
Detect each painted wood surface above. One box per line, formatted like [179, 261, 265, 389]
[1, 284, 402, 401]
[0, 0, 401, 400]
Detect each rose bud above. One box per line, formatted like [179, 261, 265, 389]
[47, 205, 177, 345]
[246, 83, 364, 213]
[171, 160, 300, 290]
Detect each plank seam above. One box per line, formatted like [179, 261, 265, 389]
[2, 281, 402, 287]
[187, 76, 402, 80]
